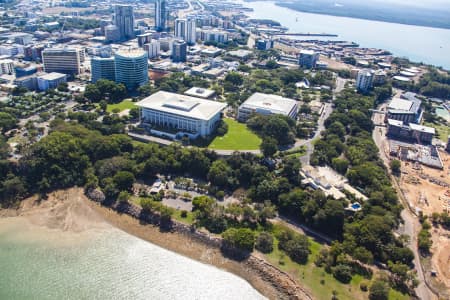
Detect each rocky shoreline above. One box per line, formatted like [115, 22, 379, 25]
[87, 189, 312, 300]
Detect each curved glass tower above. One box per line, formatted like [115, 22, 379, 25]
[114, 50, 148, 90]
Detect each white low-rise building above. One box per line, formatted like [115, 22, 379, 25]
[136, 91, 227, 139]
[237, 92, 298, 122]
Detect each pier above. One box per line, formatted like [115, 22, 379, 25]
[270, 33, 338, 37]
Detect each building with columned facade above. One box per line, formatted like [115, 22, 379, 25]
[136, 91, 226, 139]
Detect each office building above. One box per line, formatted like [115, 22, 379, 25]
[197, 28, 228, 43]
[238, 92, 298, 122]
[172, 40, 187, 62]
[155, 0, 167, 31]
[174, 19, 186, 40]
[37, 72, 67, 91]
[256, 39, 273, 50]
[115, 49, 148, 90]
[373, 69, 387, 86]
[0, 45, 19, 57]
[185, 18, 197, 45]
[387, 119, 434, 144]
[91, 57, 116, 83]
[11, 33, 33, 45]
[15, 64, 37, 78]
[14, 75, 37, 90]
[88, 45, 112, 58]
[105, 25, 121, 42]
[355, 69, 374, 92]
[159, 37, 173, 52]
[137, 32, 153, 47]
[14, 72, 67, 91]
[0, 59, 15, 75]
[42, 48, 82, 75]
[387, 96, 422, 125]
[136, 90, 227, 138]
[114, 5, 135, 40]
[174, 18, 196, 45]
[24, 45, 44, 62]
[144, 40, 160, 58]
[298, 49, 319, 69]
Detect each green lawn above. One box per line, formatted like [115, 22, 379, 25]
[263, 236, 409, 300]
[107, 99, 136, 113]
[265, 238, 369, 300]
[424, 121, 450, 142]
[208, 118, 262, 150]
[172, 210, 195, 225]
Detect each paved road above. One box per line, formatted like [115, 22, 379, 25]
[371, 103, 437, 300]
[299, 77, 346, 166]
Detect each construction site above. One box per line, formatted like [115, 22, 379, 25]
[398, 149, 450, 293]
[389, 140, 444, 169]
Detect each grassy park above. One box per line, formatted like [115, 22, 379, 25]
[208, 118, 262, 150]
[107, 99, 136, 113]
[264, 237, 409, 300]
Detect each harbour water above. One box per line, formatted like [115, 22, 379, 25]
[240, 1, 450, 70]
[0, 217, 265, 300]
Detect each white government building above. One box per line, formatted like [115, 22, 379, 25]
[237, 93, 298, 122]
[136, 91, 227, 139]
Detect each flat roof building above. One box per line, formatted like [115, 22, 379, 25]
[184, 87, 216, 99]
[387, 119, 434, 144]
[238, 92, 298, 122]
[114, 5, 135, 41]
[37, 72, 67, 91]
[115, 49, 148, 90]
[42, 48, 82, 75]
[387, 96, 422, 125]
[299, 49, 319, 69]
[136, 91, 226, 139]
[91, 57, 115, 83]
[356, 69, 374, 92]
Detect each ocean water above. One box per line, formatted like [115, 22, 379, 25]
[240, 1, 450, 69]
[0, 218, 265, 300]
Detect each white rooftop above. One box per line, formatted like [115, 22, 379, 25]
[184, 87, 215, 99]
[136, 91, 226, 121]
[227, 49, 252, 57]
[393, 75, 411, 82]
[388, 97, 413, 111]
[409, 123, 435, 134]
[240, 93, 297, 116]
[300, 49, 316, 55]
[387, 119, 404, 127]
[115, 49, 146, 58]
[38, 72, 66, 80]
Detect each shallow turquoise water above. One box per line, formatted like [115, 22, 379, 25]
[0, 218, 264, 300]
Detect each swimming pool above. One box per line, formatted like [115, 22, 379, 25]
[435, 106, 450, 122]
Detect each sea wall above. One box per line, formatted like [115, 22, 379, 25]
[86, 190, 312, 300]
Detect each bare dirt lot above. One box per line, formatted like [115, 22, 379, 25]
[399, 150, 450, 294]
[400, 150, 450, 216]
[430, 227, 450, 291]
